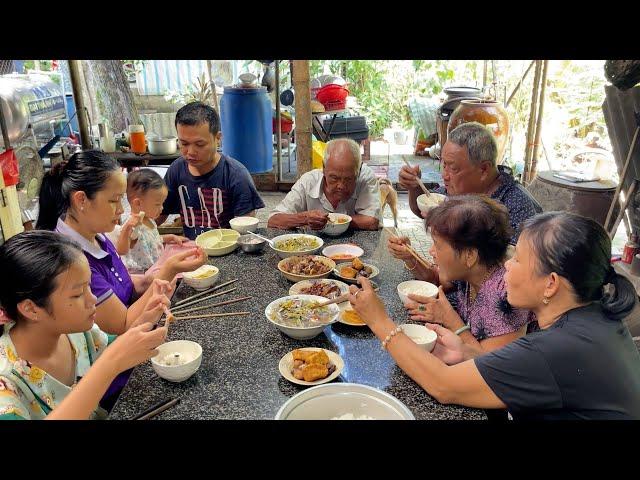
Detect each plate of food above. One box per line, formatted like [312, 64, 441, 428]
[339, 303, 368, 327]
[333, 257, 379, 284]
[265, 294, 341, 340]
[322, 244, 364, 262]
[277, 255, 336, 282]
[270, 234, 323, 259]
[289, 278, 350, 312]
[278, 347, 344, 386]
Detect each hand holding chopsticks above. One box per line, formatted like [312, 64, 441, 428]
[384, 227, 434, 272]
[401, 156, 430, 196]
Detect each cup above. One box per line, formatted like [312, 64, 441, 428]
[129, 124, 146, 153]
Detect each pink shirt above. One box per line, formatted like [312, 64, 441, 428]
[456, 265, 535, 340]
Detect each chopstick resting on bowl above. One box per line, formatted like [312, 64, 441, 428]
[132, 397, 180, 420]
[172, 311, 251, 320]
[401, 156, 430, 196]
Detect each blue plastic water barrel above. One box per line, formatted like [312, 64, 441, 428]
[220, 86, 273, 174]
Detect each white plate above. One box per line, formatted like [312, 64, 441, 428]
[338, 303, 369, 327]
[321, 244, 364, 261]
[289, 279, 350, 311]
[278, 347, 344, 386]
[333, 261, 380, 284]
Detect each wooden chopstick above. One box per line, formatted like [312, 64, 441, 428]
[172, 279, 238, 307]
[384, 227, 400, 238]
[133, 398, 180, 420]
[401, 156, 430, 196]
[171, 296, 251, 315]
[405, 245, 433, 271]
[313, 293, 351, 308]
[170, 287, 238, 313]
[172, 311, 251, 320]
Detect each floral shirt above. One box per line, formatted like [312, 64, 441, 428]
[0, 322, 110, 420]
[109, 217, 164, 274]
[455, 265, 535, 341]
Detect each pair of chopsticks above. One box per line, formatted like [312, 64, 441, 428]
[312, 292, 351, 309]
[401, 156, 430, 196]
[171, 279, 239, 307]
[172, 296, 252, 318]
[384, 227, 433, 271]
[132, 397, 180, 420]
[171, 287, 238, 314]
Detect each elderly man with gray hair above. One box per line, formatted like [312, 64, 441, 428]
[399, 122, 541, 245]
[268, 138, 381, 231]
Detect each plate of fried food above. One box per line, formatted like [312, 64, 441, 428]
[279, 347, 344, 386]
[333, 257, 379, 284]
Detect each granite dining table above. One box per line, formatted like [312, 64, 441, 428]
[109, 228, 487, 420]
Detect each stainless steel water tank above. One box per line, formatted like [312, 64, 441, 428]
[0, 74, 66, 145]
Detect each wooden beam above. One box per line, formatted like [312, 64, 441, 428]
[68, 60, 92, 150]
[523, 60, 542, 184]
[292, 60, 312, 177]
[529, 60, 549, 182]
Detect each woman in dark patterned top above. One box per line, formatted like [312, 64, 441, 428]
[403, 195, 534, 355]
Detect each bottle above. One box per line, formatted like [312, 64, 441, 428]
[622, 233, 639, 264]
[129, 124, 147, 154]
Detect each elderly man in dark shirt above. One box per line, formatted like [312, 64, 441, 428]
[402, 122, 541, 245]
[389, 122, 542, 285]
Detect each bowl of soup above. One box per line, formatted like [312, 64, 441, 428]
[265, 294, 340, 340]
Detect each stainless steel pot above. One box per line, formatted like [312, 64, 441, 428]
[147, 136, 177, 155]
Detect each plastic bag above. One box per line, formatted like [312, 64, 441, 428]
[0, 148, 19, 187]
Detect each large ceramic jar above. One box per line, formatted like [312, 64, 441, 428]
[447, 99, 510, 164]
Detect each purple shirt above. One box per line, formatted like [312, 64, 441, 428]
[56, 218, 134, 307]
[456, 265, 535, 340]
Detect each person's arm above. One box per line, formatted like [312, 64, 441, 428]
[350, 214, 379, 230]
[408, 186, 424, 218]
[47, 322, 168, 420]
[267, 178, 314, 229]
[349, 278, 506, 408]
[458, 326, 528, 355]
[398, 165, 426, 219]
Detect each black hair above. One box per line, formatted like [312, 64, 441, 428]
[127, 168, 166, 197]
[36, 150, 120, 230]
[175, 101, 220, 135]
[0, 231, 84, 321]
[425, 194, 513, 268]
[522, 211, 637, 320]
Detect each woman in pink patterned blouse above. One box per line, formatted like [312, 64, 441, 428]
[405, 195, 535, 354]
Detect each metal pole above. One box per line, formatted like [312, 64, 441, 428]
[68, 60, 92, 150]
[275, 60, 282, 182]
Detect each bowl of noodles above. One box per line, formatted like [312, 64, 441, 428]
[270, 234, 323, 259]
[265, 294, 341, 340]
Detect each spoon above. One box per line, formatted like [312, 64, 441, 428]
[248, 231, 274, 247]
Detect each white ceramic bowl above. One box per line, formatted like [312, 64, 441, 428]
[397, 280, 439, 307]
[151, 340, 203, 382]
[265, 294, 340, 340]
[321, 213, 352, 236]
[400, 324, 437, 352]
[182, 265, 219, 291]
[277, 255, 336, 282]
[195, 229, 240, 256]
[229, 216, 260, 234]
[321, 244, 364, 262]
[270, 234, 323, 259]
[417, 193, 446, 215]
[275, 383, 415, 420]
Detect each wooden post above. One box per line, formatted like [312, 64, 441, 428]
[523, 60, 542, 184]
[68, 60, 92, 150]
[292, 60, 312, 177]
[206, 60, 219, 112]
[275, 60, 282, 182]
[506, 60, 535, 108]
[529, 60, 549, 182]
